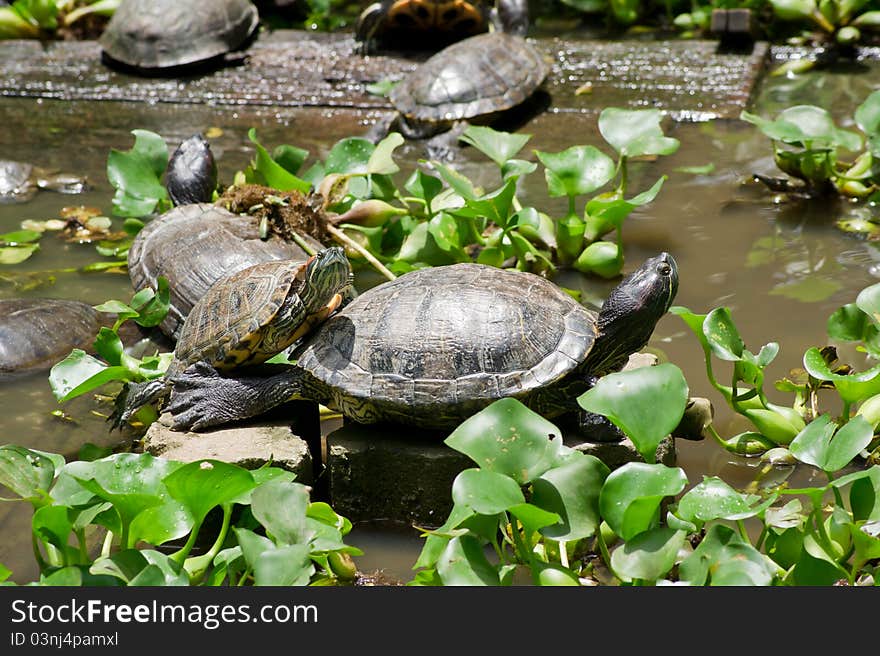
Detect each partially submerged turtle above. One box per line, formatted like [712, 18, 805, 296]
[113, 246, 353, 426]
[379, 31, 550, 142]
[166, 253, 679, 433]
[0, 299, 98, 377]
[99, 0, 260, 73]
[356, 0, 528, 52]
[0, 160, 86, 203]
[128, 203, 323, 340]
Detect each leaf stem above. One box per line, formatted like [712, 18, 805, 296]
[324, 224, 396, 281]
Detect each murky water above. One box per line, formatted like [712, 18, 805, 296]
[1, 55, 877, 584]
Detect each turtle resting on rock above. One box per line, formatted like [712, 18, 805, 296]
[112, 246, 352, 427]
[166, 252, 679, 435]
[356, 0, 528, 52]
[99, 0, 260, 73]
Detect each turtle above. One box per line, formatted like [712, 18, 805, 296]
[0, 160, 86, 203]
[164, 134, 218, 207]
[99, 0, 260, 73]
[112, 246, 353, 427]
[0, 299, 98, 377]
[128, 203, 324, 340]
[356, 0, 528, 53]
[165, 252, 679, 434]
[374, 31, 550, 145]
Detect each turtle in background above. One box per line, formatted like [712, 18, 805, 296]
[0, 160, 86, 203]
[166, 253, 679, 436]
[356, 0, 528, 53]
[99, 0, 260, 74]
[111, 246, 352, 427]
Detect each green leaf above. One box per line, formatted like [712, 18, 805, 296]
[598, 108, 680, 157]
[848, 466, 880, 522]
[741, 107, 861, 151]
[459, 125, 531, 167]
[584, 176, 666, 236]
[272, 144, 309, 176]
[132, 276, 170, 327]
[451, 469, 525, 515]
[163, 460, 257, 527]
[855, 90, 880, 157]
[535, 145, 616, 198]
[253, 544, 314, 586]
[0, 445, 57, 503]
[49, 350, 136, 403]
[703, 307, 745, 361]
[611, 527, 686, 583]
[404, 169, 443, 209]
[599, 462, 688, 540]
[789, 414, 874, 473]
[93, 327, 124, 367]
[247, 128, 310, 193]
[856, 282, 880, 329]
[676, 477, 777, 524]
[325, 137, 375, 175]
[0, 244, 39, 264]
[0, 229, 41, 244]
[828, 302, 869, 341]
[436, 535, 501, 586]
[678, 524, 777, 585]
[803, 346, 880, 403]
[531, 454, 609, 542]
[106, 129, 169, 217]
[578, 363, 689, 463]
[507, 503, 562, 536]
[367, 132, 403, 175]
[445, 398, 572, 485]
[250, 480, 311, 545]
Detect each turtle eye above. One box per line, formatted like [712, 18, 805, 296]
[658, 262, 671, 275]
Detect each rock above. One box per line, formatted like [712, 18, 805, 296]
[566, 435, 676, 469]
[326, 423, 472, 526]
[622, 352, 660, 371]
[144, 411, 314, 483]
[673, 397, 713, 441]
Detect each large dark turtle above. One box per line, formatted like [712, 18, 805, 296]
[0, 160, 86, 203]
[99, 0, 260, 72]
[113, 246, 353, 426]
[356, 0, 527, 52]
[381, 31, 550, 141]
[0, 299, 98, 377]
[128, 203, 323, 340]
[166, 253, 678, 433]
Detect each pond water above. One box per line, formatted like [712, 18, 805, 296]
[0, 50, 877, 584]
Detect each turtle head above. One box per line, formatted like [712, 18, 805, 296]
[298, 246, 353, 314]
[587, 252, 678, 374]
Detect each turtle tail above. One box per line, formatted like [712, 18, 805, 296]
[108, 379, 169, 431]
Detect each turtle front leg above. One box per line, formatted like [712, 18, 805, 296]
[166, 361, 308, 432]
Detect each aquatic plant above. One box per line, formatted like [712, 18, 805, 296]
[0, 446, 359, 586]
[0, 0, 117, 39]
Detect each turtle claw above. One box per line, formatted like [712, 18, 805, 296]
[167, 361, 231, 432]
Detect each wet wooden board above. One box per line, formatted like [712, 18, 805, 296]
[0, 30, 769, 121]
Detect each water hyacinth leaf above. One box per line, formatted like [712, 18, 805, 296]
[676, 476, 777, 524]
[769, 0, 818, 22]
[0, 562, 10, 583]
[163, 460, 257, 526]
[90, 549, 153, 584]
[719, 431, 778, 455]
[367, 132, 403, 175]
[827, 302, 869, 341]
[451, 178, 517, 226]
[396, 221, 457, 265]
[790, 414, 874, 473]
[93, 327, 124, 366]
[703, 307, 745, 361]
[324, 137, 375, 175]
[433, 162, 478, 199]
[507, 503, 561, 536]
[678, 524, 777, 586]
[253, 544, 314, 586]
[250, 480, 310, 545]
[610, 527, 686, 583]
[856, 282, 880, 328]
[598, 108, 680, 157]
[743, 106, 861, 150]
[234, 527, 274, 566]
[246, 129, 310, 193]
[584, 176, 666, 234]
[531, 454, 609, 542]
[501, 159, 538, 182]
[843, 466, 880, 522]
[271, 144, 309, 176]
[451, 469, 524, 515]
[107, 129, 169, 217]
[436, 535, 501, 586]
[0, 445, 56, 503]
[132, 276, 170, 327]
[535, 145, 616, 198]
[404, 169, 443, 209]
[598, 462, 688, 540]
[93, 299, 138, 322]
[127, 551, 189, 586]
[49, 350, 133, 402]
[578, 363, 688, 463]
[126, 494, 192, 547]
[803, 347, 880, 403]
[0, 244, 39, 264]
[765, 499, 805, 530]
[445, 398, 571, 485]
[770, 276, 842, 303]
[855, 90, 880, 156]
[0, 229, 41, 244]
[459, 125, 531, 167]
[532, 562, 580, 586]
[32, 504, 74, 556]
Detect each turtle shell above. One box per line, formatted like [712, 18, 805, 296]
[174, 259, 306, 371]
[99, 0, 260, 70]
[298, 263, 596, 426]
[0, 299, 98, 376]
[128, 203, 320, 340]
[389, 31, 548, 125]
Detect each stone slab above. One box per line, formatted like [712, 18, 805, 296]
[144, 411, 314, 484]
[0, 30, 770, 120]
